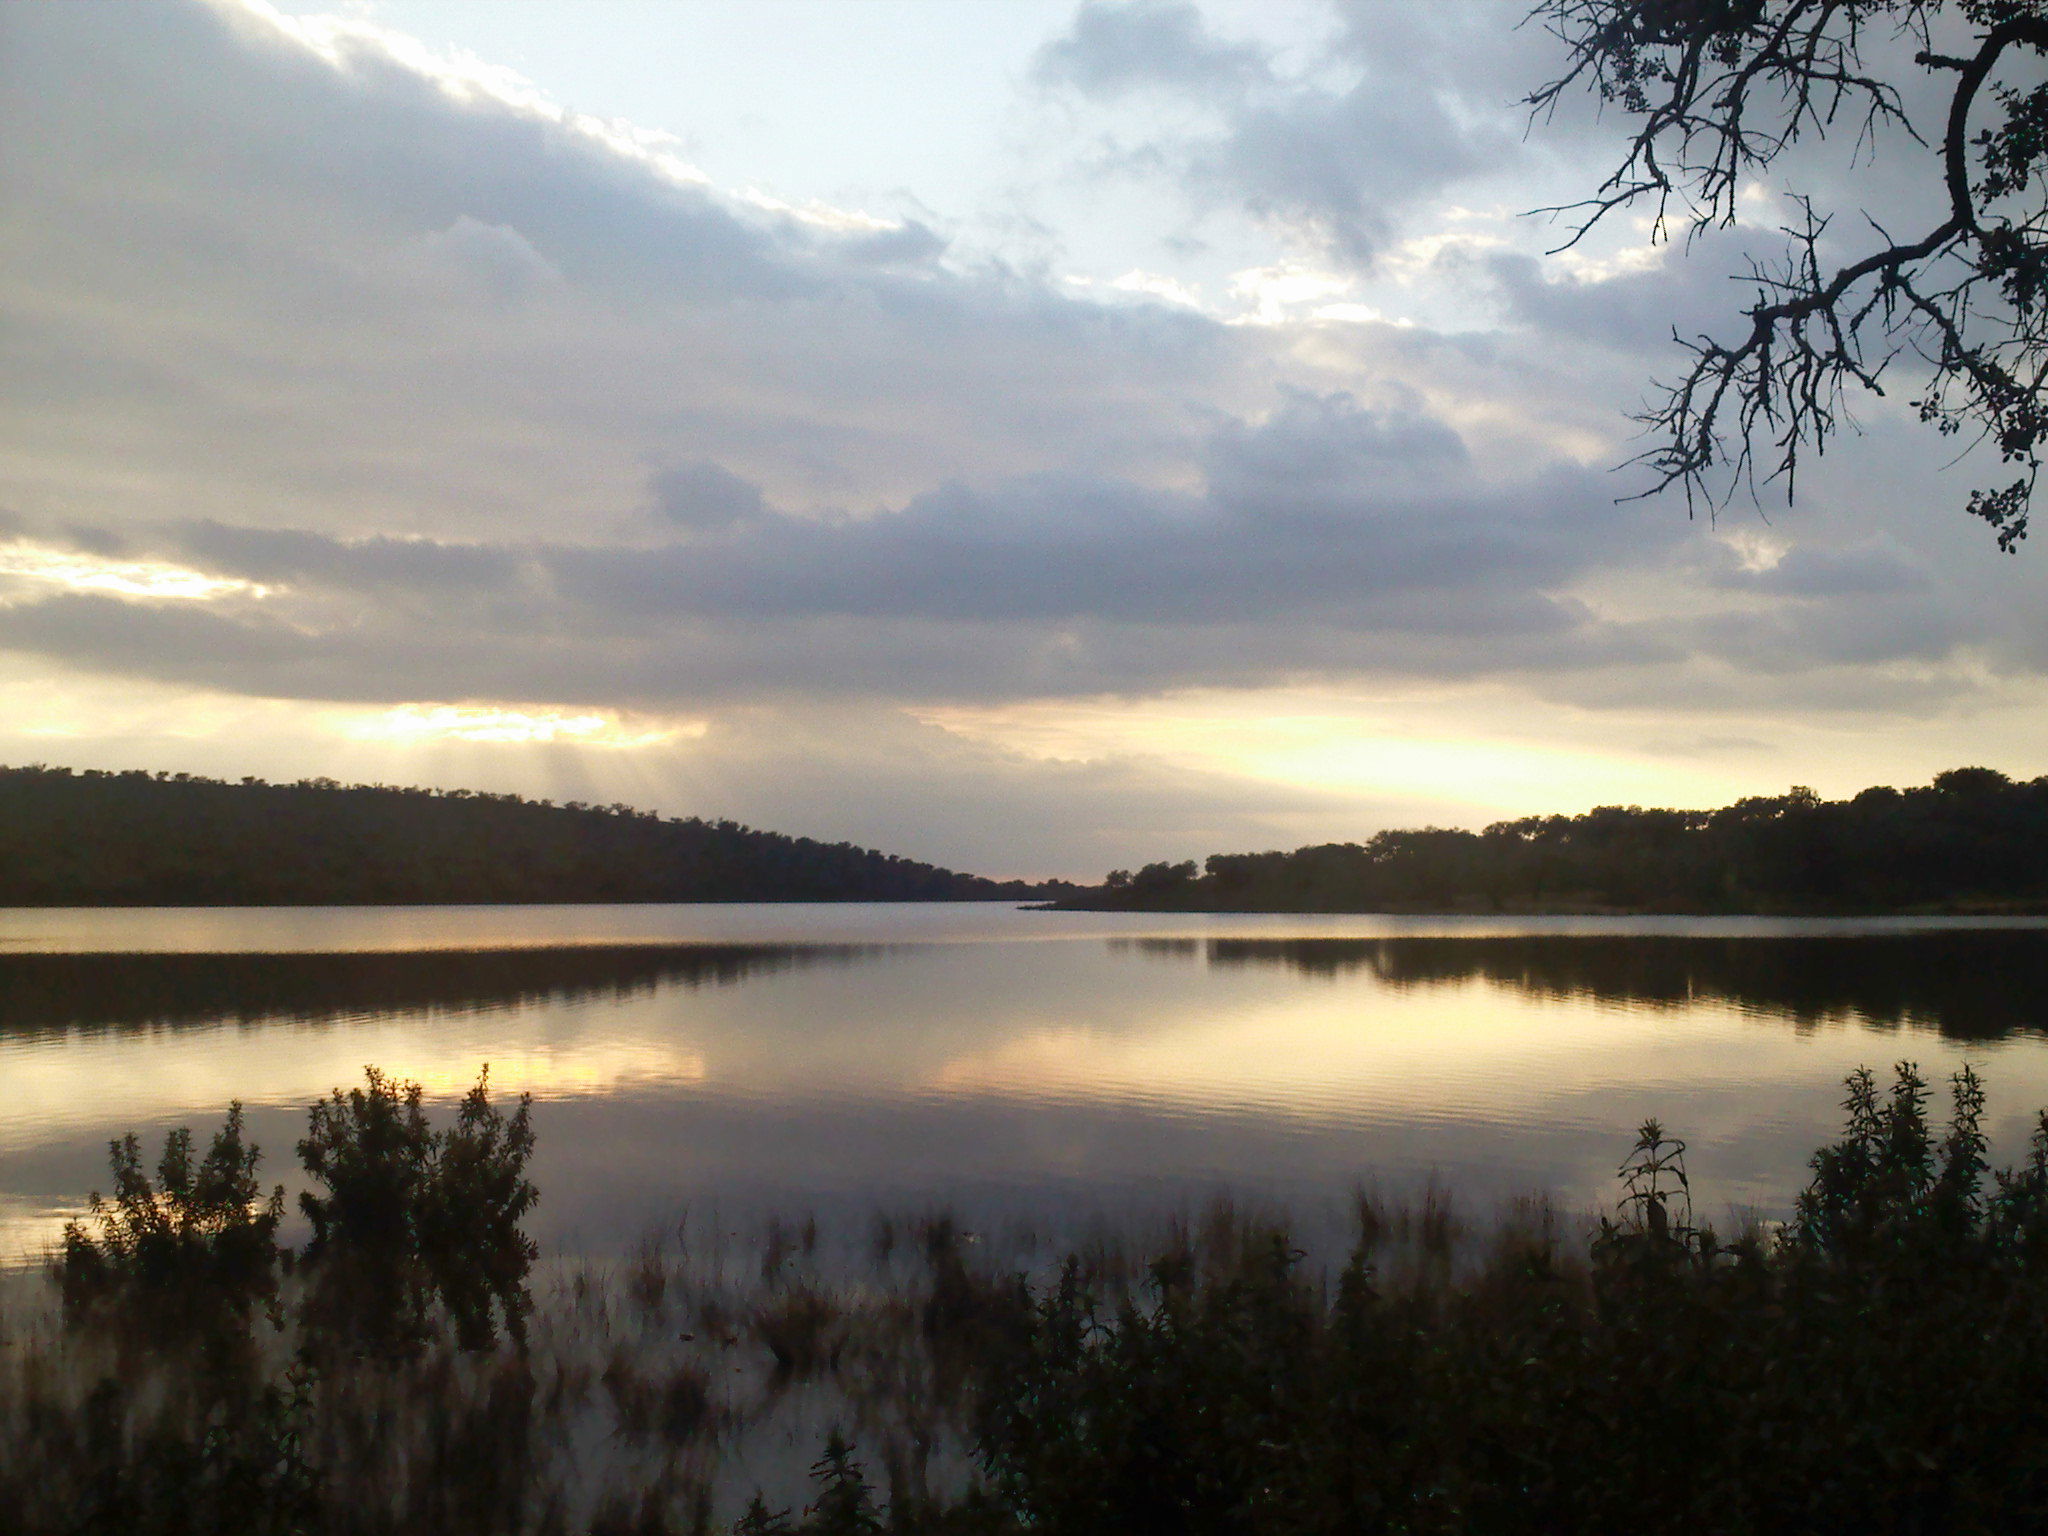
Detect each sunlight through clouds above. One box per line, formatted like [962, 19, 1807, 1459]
[0, 541, 271, 602]
[1226, 263, 1358, 324]
[915, 692, 1754, 822]
[344, 705, 700, 749]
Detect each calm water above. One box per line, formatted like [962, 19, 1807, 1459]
[7, 902, 2048, 1264]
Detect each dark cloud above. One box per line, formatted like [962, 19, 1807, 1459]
[1203, 386, 1468, 502]
[102, 378, 1649, 637]
[1693, 539, 1934, 600]
[175, 521, 524, 592]
[0, 587, 1643, 715]
[1484, 245, 1768, 358]
[0, 594, 326, 688]
[1207, 85, 1509, 266]
[0, 396, 1684, 713]
[649, 463, 767, 529]
[1033, 0, 1270, 100]
[1034, 0, 1534, 265]
[551, 461, 1608, 629]
[1681, 598, 1971, 676]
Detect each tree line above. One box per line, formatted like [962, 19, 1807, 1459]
[1069, 767, 2048, 913]
[0, 765, 1066, 905]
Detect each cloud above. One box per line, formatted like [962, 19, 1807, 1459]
[0, 0, 2040, 872]
[649, 463, 768, 529]
[3, 0, 1246, 541]
[1033, 0, 1269, 100]
[835, 219, 950, 268]
[1693, 535, 1935, 600]
[1033, 0, 1535, 266]
[410, 216, 565, 301]
[0, 0, 1698, 727]
[173, 522, 520, 593]
[0, 355, 1696, 714]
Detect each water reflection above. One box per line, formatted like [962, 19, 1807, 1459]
[1188, 933, 2048, 1040]
[15, 931, 2042, 1042]
[8, 916, 2048, 1267]
[0, 944, 852, 1037]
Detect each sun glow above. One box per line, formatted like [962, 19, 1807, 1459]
[916, 691, 1751, 822]
[343, 703, 700, 749]
[0, 541, 269, 601]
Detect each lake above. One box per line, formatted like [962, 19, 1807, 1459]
[7, 902, 2048, 1266]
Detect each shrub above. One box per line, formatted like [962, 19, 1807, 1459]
[57, 1102, 283, 1334]
[55, 1369, 321, 1536]
[970, 1064, 2048, 1535]
[804, 1431, 883, 1535]
[1789, 1061, 1990, 1258]
[297, 1066, 536, 1354]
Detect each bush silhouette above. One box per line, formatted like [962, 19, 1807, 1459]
[298, 1066, 536, 1354]
[57, 1102, 283, 1334]
[969, 1064, 2048, 1534]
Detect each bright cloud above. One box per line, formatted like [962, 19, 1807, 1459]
[1227, 263, 1356, 324]
[0, 542, 270, 602]
[345, 705, 698, 749]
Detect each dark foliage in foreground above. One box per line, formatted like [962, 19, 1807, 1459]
[1068, 764, 2048, 912]
[0, 764, 1064, 905]
[21, 1063, 2048, 1533]
[57, 1103, 284, 1337]
[975, 1064, 2048, 1535]
[58, 1067, 537, 1357]
[298, 1068, 539, 1355]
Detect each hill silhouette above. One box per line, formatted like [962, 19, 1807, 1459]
[0, 765, 1065, 906]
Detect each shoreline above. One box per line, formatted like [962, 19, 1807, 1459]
[1039, 897, 2048, 917]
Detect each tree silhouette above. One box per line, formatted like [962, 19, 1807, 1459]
[1528, 0, 2048, 547]
[1066, 765, 2048, 914]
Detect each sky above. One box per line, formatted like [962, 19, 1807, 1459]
[0, 0, 2043, 880]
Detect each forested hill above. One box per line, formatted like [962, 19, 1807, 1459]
[0, 766, 1066, 906]
[1058, 768, 2048, 915]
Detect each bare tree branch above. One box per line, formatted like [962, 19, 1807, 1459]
[1527, 0, 2048, 548]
